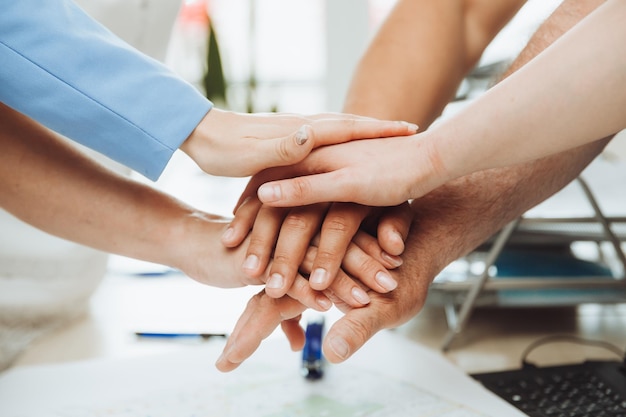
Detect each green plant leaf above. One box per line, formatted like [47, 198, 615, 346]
[203, 22, 227, 105]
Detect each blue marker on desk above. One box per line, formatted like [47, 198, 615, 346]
[301, 316, 325, 380]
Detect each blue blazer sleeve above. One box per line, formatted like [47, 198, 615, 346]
[0, 0, 213, 180]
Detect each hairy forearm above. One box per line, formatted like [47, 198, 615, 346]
[504, 0, 605, 77]
[406, 139, 609, 279]
[343, 0, 524, 126]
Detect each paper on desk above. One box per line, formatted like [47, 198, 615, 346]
[0, 331, 524, 417]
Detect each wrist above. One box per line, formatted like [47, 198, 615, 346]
[179, 108, 227, 174]
[165, 211, 221, 276]
[168, 212, 253, 288]
[405, 132, 454, 200]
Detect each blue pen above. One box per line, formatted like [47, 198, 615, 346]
[301, 316, 325, 380]
[134, 332, 227, 340]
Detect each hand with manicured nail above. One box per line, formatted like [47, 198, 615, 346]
[180, 108, 418, 178]
[221, 193, 412, 308]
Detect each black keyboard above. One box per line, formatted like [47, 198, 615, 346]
[472, 360, 626, 417]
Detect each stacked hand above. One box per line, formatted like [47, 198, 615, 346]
[215, 234, 432, 371]
[181, 108, 418, 178]
[215, 180, 417, 370]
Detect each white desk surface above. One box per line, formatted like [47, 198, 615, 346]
[12, 267, 626, 374]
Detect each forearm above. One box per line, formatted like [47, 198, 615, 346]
[434, 0, 624, 179]
[406, 139, 609, 280]
[405, 0, 609, 276]
[0, 104, 229, 281]
[343, 0, 524, 126]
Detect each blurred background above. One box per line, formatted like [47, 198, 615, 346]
[2, 0, 625, 373]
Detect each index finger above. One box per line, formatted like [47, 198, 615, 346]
[308, 203, 369, 291]
[309, 119, 417, 148]
[258, 171, 359, 207]
[216, 291, 306, 372]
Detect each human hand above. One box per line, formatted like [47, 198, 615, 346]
[179, 108, 418, 178]
[221, 195, 411, 300]
[172, 212, 332, 311]
[181, 208, 397, 312]
[250, 134, 448, 207]
[215, 248, 431, 371]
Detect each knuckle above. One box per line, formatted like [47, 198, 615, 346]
[342, 316, 373, 345]
[289, 278, 311, 301]
[282, 212, 311, 232]
[278, 297, 305, 320]
[277, 135, 296, 162]
[271, 253, 293, 269]
[245, 291, 265, 311]
[323, 216, 353, 234]
[362, 258, 384, 277]
[290, 178, 312, 200]
[348, 248, 381, 274]
[247, 234, 270, 254]
[314, 249, 338, 267]
[328, 275, 357, 303]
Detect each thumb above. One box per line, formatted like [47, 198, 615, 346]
[257, 172, 350, 207]
[255, 124, 314, 170]
[322, 308, 383, 363]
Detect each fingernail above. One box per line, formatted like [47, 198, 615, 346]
[392, 230, 404, 248]
[239, 196, 252, 207]
[399, 121, 418, 133]
[258, 184, 281, 203]
[295, 125, 310, 145]
[219, 342, 239, 364]
[328, 336, 350, 360]
[266, 273, 284, 289]
[351, 287, 371, 305]
[242, 254, 260, 271]
[221, 227, 235, 243]
[382, 252, 403, 268]
[310, 268, 328, 287]
[375, 271, 398, 291]
[316, 295, 332, 311]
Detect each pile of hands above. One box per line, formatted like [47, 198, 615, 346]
[185, 109, 439, 372]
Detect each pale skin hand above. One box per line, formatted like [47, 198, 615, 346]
[179, 108, 417, 178]
[222, 193, 410, 299]
[254, 0, 626, 208]
[254, 135, 442, 207]
[432, 0, 626, 181]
